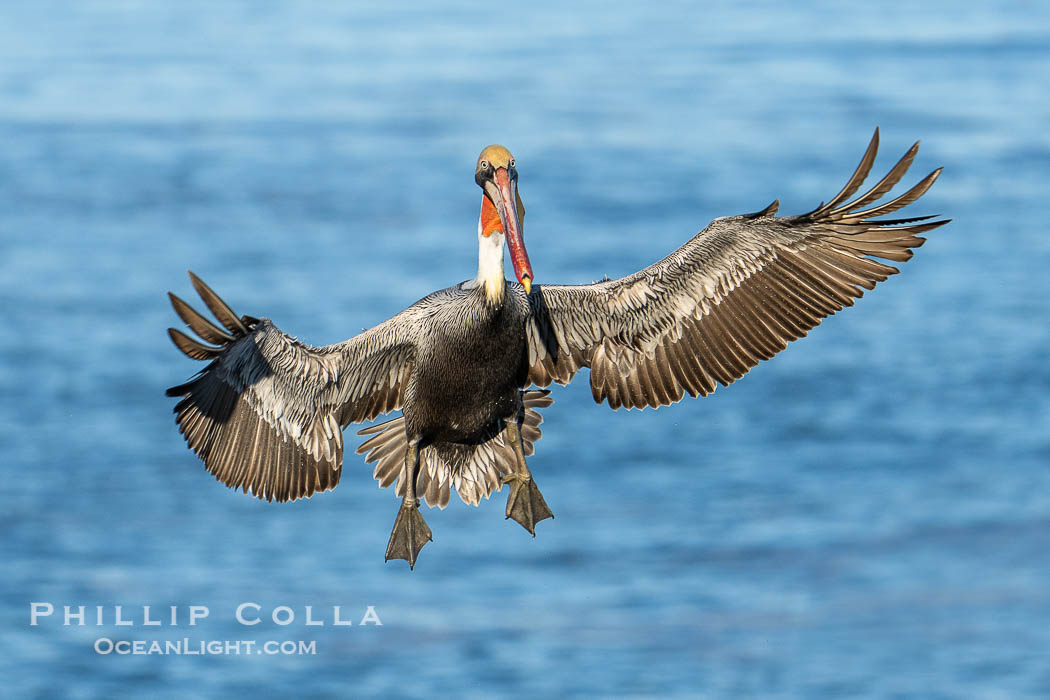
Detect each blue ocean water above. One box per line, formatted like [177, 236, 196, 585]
[2, 1, 1049, 697]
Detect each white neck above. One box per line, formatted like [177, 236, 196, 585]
[476, 215, 506, 305]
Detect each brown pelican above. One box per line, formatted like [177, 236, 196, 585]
[166, 129, 947, 568]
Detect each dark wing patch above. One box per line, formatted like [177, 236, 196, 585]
[169, 369, 341, 502]
[523, 128, 949, 409]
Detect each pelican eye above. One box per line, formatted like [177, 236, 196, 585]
[509, 159, 515, 168]
[479, 160, 489, 171]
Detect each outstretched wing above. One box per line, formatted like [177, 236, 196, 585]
[523, 128, 949, 409]
[166, 272, 416, 502]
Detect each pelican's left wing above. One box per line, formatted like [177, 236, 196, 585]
[166, 272, 416, 502]
[523, 129, 949, 409]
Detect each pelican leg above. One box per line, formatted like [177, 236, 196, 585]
[385, 440, 432, 569]
[502, 419, 554, 536]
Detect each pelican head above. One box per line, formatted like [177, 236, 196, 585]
[475, 145, 533, 294]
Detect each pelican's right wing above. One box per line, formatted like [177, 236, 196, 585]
[166, 272, 417, 502]
[523, 129, 949, 409]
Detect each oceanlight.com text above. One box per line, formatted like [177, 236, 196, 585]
[94, 638, 317, 655]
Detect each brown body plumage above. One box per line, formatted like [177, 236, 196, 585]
[167, 129, 948, 567]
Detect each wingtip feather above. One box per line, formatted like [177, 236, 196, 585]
[168, 327, 222, 360]
[187, 271, 249, 335]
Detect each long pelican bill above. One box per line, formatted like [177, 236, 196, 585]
[485, 167, 533, 293]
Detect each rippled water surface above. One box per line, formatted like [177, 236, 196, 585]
[3, 1, 1049, 697]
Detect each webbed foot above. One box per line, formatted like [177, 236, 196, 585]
[503, 473, 554, 536]
[385, 499, 433, 569]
